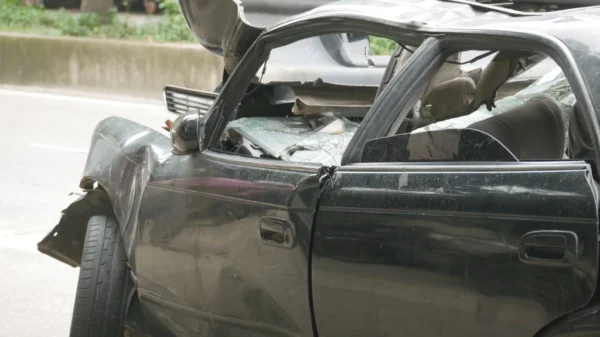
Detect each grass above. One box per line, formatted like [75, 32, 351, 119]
[0, 0, 397, 53]
[0, 0, 195, 42]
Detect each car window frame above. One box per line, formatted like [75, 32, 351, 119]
[341, 30, 600, 175]
[198, 18, 426, 166]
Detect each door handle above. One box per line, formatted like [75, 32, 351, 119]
[519, 230, 578, 265]
[259, 217, 296, 249]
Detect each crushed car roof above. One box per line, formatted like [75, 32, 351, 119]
[181, 0, 600, 73]
[273, 0, 600, 37]
[180, 0, 529, 72]
[180, 0, 599, 111]
[267, 0, 600, 106]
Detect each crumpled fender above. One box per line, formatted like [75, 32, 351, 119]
[38, 116, 172, 267]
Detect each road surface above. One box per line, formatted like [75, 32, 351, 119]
[0, 88, 174, 337]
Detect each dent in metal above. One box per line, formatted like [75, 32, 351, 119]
[178, 0, 519, 66]
[40, 1, 600, 336]
[80, 116, 173, 263]
[133, 150, 324, 336]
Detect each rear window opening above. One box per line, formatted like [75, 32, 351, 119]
[364, 48, 594, 165]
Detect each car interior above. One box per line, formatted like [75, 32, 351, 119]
[385, 49, 584, 163]
[214, 34, 592, 167]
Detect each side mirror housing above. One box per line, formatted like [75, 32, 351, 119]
[163, 85, 217, 155]
[171, 112, 202, 155]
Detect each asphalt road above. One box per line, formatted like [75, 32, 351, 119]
[0, 88, 173, 337]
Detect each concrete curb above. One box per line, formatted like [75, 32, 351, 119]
[0, 32, 223, 101]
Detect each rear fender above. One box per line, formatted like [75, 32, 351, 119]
[536, 301, 600, 337]
[37, 117, 173, 268]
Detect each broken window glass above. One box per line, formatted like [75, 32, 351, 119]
[221, 114, 359, 166]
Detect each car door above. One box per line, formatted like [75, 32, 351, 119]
[311, 161, 599, 337]
[310, 39, 600, 337]
[134, 151, 324, 337]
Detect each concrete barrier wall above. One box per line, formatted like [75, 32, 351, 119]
[0, 32, 224, 101]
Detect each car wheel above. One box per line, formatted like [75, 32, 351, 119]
[70, 215, 129, 337]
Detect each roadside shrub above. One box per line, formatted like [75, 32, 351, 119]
[371, 36, 398, 56]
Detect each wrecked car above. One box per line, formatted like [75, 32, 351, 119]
[38, 0, 600, 337]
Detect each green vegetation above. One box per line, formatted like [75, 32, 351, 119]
[0, 0, 397, 53]
[370, 36, 397, 56]
[0, 0, 195, 42]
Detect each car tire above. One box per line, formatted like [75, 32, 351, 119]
[70, 215, 129, 337]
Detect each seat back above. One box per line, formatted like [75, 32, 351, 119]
[468, 94, 565, 160]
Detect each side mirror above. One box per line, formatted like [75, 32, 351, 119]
[171, 112, 202, 155]
[163, 85, 217, 155]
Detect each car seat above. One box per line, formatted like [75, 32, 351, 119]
[420, 76, 477, 123]
[467, 94, 566, 160]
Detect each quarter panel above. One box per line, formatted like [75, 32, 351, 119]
[312, 165, 599, 337]
[537, 303, 600, 337]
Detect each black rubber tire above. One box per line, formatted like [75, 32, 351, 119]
[70, 215, 129, 337]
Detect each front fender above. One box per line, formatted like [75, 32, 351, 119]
[38, 117, 172, 267]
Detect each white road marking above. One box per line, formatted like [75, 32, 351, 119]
[30, 143, 88, 153]
[0, 88, 164, 110]
[0, 233, 39, 254]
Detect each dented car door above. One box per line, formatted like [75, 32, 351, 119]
[134, 152, 323, 337]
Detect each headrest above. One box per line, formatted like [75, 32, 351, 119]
[472, 56, 519, 111]
[420, 53, 462, 101]
[421, 76, 477, 122]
